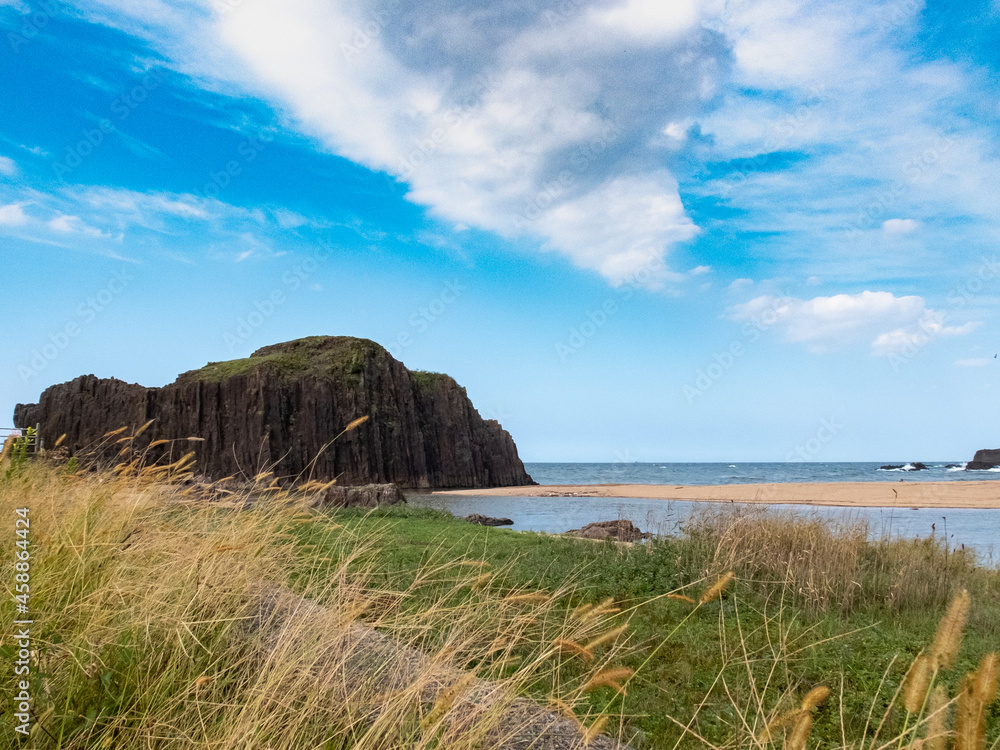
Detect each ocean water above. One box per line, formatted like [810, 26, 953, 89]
[522, 461, 1000, 486]
[408, 462, 1000, 562]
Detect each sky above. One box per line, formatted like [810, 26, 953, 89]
[1, 0, 1000, 462]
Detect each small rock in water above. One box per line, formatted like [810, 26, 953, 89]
[565, 520, 651, 542]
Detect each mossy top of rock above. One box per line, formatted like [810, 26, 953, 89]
[410, 369, 454, 392]
[175, 336, 449, 387]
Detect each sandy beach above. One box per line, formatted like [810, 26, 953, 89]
[433, 481, 1000, 509]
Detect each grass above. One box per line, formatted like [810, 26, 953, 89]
[2, 452, 999, 749]
[176, 336, 452, 395]
[177, 335, 390, 384]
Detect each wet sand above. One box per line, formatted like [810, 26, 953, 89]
[432, 481, 1000, 509]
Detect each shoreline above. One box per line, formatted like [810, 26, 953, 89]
[431, 481, 1000, 509]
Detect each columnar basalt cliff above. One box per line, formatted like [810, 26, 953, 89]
[14, 336, 534, 489]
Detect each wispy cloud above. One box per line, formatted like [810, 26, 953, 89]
[883, 218, 920, 235]
[44, 0, 1000, 291]
[0, 155, 18, 177]
[0, 202, 28, 226]
[728, 290, 977, 355]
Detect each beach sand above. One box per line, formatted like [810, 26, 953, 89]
[432, 481, 1000, 509]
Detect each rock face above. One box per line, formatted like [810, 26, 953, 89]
[967, 449, 1000, 471]
[879, 462, 929, 471]
[13, 336, 534, 489]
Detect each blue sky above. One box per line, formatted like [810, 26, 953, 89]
[2, 0, 1000, 462]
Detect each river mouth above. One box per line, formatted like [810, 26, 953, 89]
[407, 493, 999, 566]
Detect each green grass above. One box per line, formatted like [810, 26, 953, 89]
[297, 503, 1000, 748]
[4, 459, 999, 749]
[174, 336, 451, 393]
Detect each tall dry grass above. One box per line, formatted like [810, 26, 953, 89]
[0, 456, 636, 749]
[678, 506, 990, 615]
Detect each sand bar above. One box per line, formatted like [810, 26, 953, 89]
[432, 482, 1000, 509]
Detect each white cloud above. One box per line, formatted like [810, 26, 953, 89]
[956, 358, 991, 367]
[0, 203, 28, 226]
[690, 265, 712, 275]
[729, 278, 753, 291]
[729, 290, 976, 354]
[0, 155, 18, 177]
[883, 218, 920, 234]
[871, 313, 978, 355]
[58, 0, 1000, 288]
[48, 214, 111, 238]
[63, 0, 729, 285]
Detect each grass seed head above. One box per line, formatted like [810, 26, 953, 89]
[930, 589, 971, 670]
[800, 686, 829, 712]
[925, 685, 950, 750]
[903, 652, 934, 714]
[699, 571, 735, 605]
[553, 638, 594, 662]
[954, 673, 983, 750]
[582, 715, 609, 746]
[582, 667, 634, 695]
[583, 623, 629, 652]
[786, 711, 814, 750]
[345, 415, 369, 431]
[973, 652, 999, 706]
[667, 593, 696, 604]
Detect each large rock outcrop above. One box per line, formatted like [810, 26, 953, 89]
[14, 336, 534, 489]
[967, 448, 1000, 471]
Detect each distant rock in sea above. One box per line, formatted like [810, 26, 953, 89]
[966, 448, 1000, 471]
[878, 462, 929, 471]
[13, 336, 534, 489]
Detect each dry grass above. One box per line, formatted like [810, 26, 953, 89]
[679, 506, 989, 615]
[0, 460, 636, 749]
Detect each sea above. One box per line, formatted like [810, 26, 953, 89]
[408, 462, 1000, 564]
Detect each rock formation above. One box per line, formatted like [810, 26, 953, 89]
[465, 514, 514, 526]
[966, 448, 1000, 471]
[310, 483, 407, 509]
[14, 336, 534, 489]
[565, 520, 651, 542]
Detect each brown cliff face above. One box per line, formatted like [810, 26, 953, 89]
[13, 336, 534, 489]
